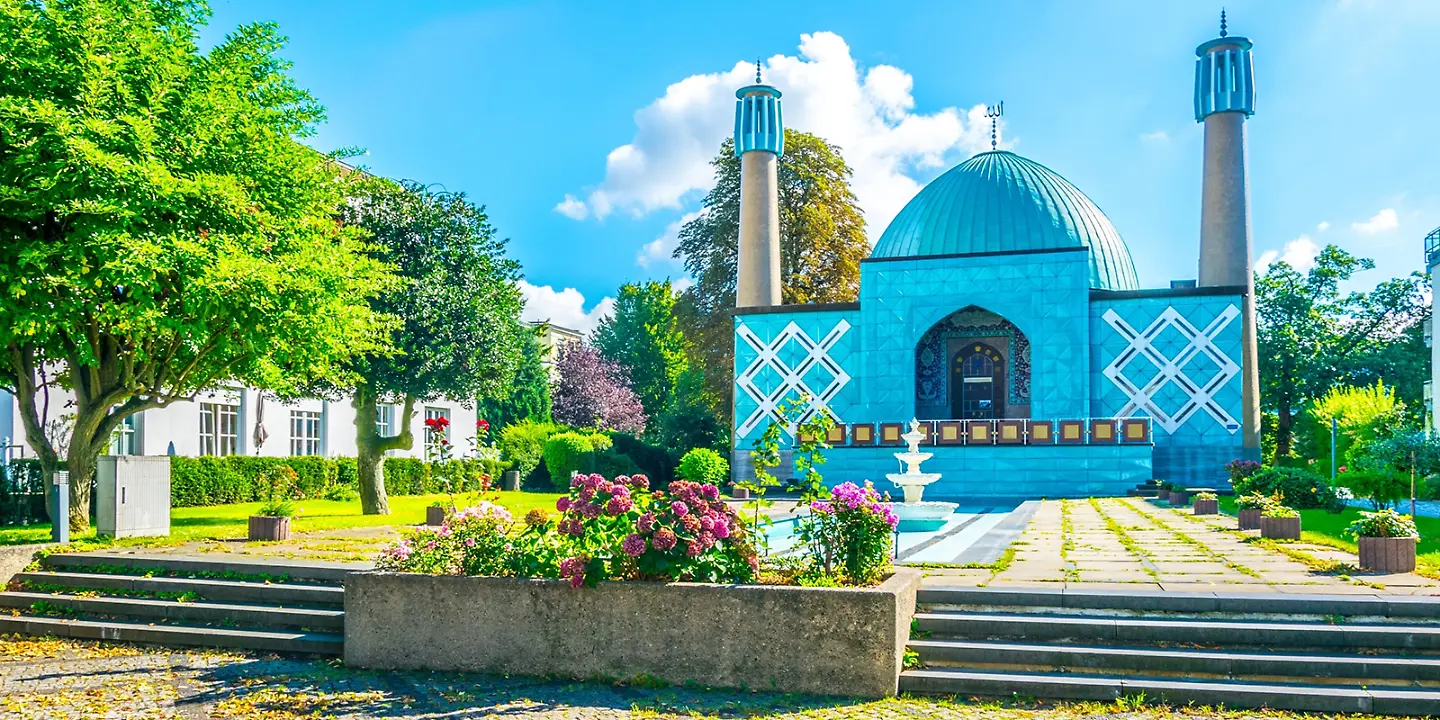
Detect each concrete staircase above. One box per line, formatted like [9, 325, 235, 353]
[0, 552, 361, 655]
[902, 586, 1440, 715]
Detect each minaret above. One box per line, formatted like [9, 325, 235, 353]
[1426, 227, 1440, 429]
[1195, 11, 1260, 453]
[734, 61, 783, 308]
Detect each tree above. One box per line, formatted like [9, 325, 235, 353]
[477, 328, 552, 432]
[1255, 245, 1426, 460]
[594, 280, 687, 421]
[673, 130, 868, 405]
[0, 0, 395, 531]
[339, 178, 527, 515]
[551, 343, 646, 433]
[1307, 380, 1407, 478]
[650, 366, 726, 452]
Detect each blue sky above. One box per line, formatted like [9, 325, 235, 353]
[205, 0, 1440, 332]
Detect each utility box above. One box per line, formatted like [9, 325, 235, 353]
[96, 456, 171, 538]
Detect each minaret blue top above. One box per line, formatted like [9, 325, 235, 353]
[734, 60, 784, 157]
[1193, 10, 1255, 122]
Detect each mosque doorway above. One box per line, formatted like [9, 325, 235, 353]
[914, 306, 1031, 420]
[952, 342, 1004, 419]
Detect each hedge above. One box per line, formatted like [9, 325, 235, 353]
[170, 455, 505, 508]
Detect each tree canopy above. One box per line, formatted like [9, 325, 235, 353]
[0, 0, 395, 529]
[338, 177, 527, 514]
[551, 343, 646, 434]
[1255, 245, 1427, 461]
[594, 280, 688, 421]
[673, 130, 868, 409]
[477, 328, 553, 432]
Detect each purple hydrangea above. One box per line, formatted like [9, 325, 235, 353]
[556, 497, 571, 512]
[636, 512, 656, 533]
[670, 500, 689, 517]
[604, 495, 633, 516]
[622, 533, 647, 557]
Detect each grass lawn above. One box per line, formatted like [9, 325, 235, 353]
[1219, 496, 1440, 574]
[0, 490, 563, 548]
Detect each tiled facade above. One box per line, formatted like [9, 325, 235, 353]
[732, 254, 1248, 499]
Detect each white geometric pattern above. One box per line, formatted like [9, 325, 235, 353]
[1102, 305, 1241, 434]
[735, 320, 851, 437]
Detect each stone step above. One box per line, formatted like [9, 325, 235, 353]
[42, 552, 364, 585]
[0, 591, 344, 631]
[908, 638, 1440, 683]
[0, 613, 342, 655]
[912, 611, 1440, 651]
[899, 668, 1440, 716]
[918, 586, 1440, 621]
[1125, 488, 1160, 497]
[13, 571, 344, 608]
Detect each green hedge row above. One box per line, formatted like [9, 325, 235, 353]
[170, 455, 505, 507]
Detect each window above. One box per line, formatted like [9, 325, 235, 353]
[199, 403, 239, 456]
[375, 403, 394, 438]
[109, 414, 138, 455]
[290, 410, 322, 456]
[424, 406, 450, 461]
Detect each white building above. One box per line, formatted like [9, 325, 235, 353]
[0, 385, 476, 462]
[532, 321, 583, 377]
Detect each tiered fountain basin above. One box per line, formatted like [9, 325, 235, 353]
[886, 422, 958, 532]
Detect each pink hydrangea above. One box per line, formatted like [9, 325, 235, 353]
[556, 497, 571, 512]
[636, 512, 656, 533]
[605, 496, 633, 516]
[653, 527, 677, 551]
[670, 500, 689, 517]
[701, 484, 720, 501]
[629, 473, 650, 490]
[685, 540, 702, 558]
[622, 533, 647, 557]
[680, 514, 701, 534]
[699, 514, 716, 532]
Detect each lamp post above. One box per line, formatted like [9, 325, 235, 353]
[51, 470, 69, 544]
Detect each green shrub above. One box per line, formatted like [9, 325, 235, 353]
[543, 432, 596, 488]
[168, 455, 497, 507]
[594, 448, 641, 478]
[1337, 469, 1409, 511]
[500, 420, 560, 478]
[677, 448, 729, 486]
[1234, 492, 1272, 511]
[1233, 467, 1335, 509]
[609, 432, 678, 486]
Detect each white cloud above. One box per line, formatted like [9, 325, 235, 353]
[559, 32, 995, 237]
[671, 276, 694, 294]
[1140, 130, 1169, 143]
[1255, 235, 1321, 274]
[553, 194, 588, 220]
[636, 211, 701, 269]
[1352, 208, 1398, 234]
[1316, 221, 1331, 232]
[518, 280, 614, 335]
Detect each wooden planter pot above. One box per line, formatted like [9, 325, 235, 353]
[426, 506, 447, 527]
[248, 515, 291, 542]
[1193, 498, 1218, 516]
[1260, 515, 1301, 540]
[1169, 491, 1189, 506]
[1357, 536, 1417, 573]
[1237, 509, 1262, 530]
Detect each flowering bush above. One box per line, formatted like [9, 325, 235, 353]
[424, 415, 452, 462]
[554, 473, 757, 587]
[1194, 491, 1218, 502]
[467, 417, 503, 462]
[1262, 504, 1299, 519]
[1344, 508, 1418, 539]
[1225, 459, 1261, 484]
[375, 473, 757, 588]
[800, 481, 897, 586]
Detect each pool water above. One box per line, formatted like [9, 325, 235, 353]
[758, 507, 1011, 565]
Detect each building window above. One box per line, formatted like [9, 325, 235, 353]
[109, 414, 138, 455]
[199, 403, 239, 456]
[423, 406, 451, 461]
[375, 403, 394, 437]
[290, 410, 322, 456]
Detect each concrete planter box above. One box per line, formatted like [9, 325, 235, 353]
[345, 569, 922, 697]
[1358, 536, 1416, 573]
[247, 515, 290, 542]
[730, 486, 750, 499]
[1237, 509, 1262, 530]
[1260, 515, 1301, 540]
[1169, 490, 1189, 506]
[1193, 498, 1218, 515]
[502, 470, 521, 491]
[425, 506, 446, 526]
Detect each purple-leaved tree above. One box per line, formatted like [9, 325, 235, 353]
[552, 343, 647, 433]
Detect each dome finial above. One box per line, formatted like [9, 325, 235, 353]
[1219, 8, 1228, 37]
[755, 58, 762, 84]
[985, 102, 1004, 151]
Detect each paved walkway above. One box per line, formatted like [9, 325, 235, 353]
[0, 635, 1376, 719]
[924, 498, 1440, 594]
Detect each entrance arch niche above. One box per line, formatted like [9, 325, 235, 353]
[914, 306, 1032, 420]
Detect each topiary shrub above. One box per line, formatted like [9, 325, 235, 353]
[1234, 467, 1336, 509]
[543, 432, 596, 489]
[500, 421, 559, 478]
[677, 448, 729, 487]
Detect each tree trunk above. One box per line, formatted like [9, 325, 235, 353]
[63, 442, 97, 533]
[1275, 403, 1293, 461]
[353, 387, 416, 516]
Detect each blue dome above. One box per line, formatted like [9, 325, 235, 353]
[870, 151, 1140, 290]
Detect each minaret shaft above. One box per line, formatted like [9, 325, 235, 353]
[737, 151, 781, 307]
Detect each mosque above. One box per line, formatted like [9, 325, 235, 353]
[730, 17, 1261, 500]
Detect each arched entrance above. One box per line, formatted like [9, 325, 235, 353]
[915, 306, 1031, 420]
[952, 342, 1004, 419]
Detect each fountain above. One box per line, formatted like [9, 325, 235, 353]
[886, 419, 958, 532]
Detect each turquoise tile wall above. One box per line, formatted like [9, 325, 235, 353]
[733, 309, 862, 443]
[1089, 293, 1246, 485]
